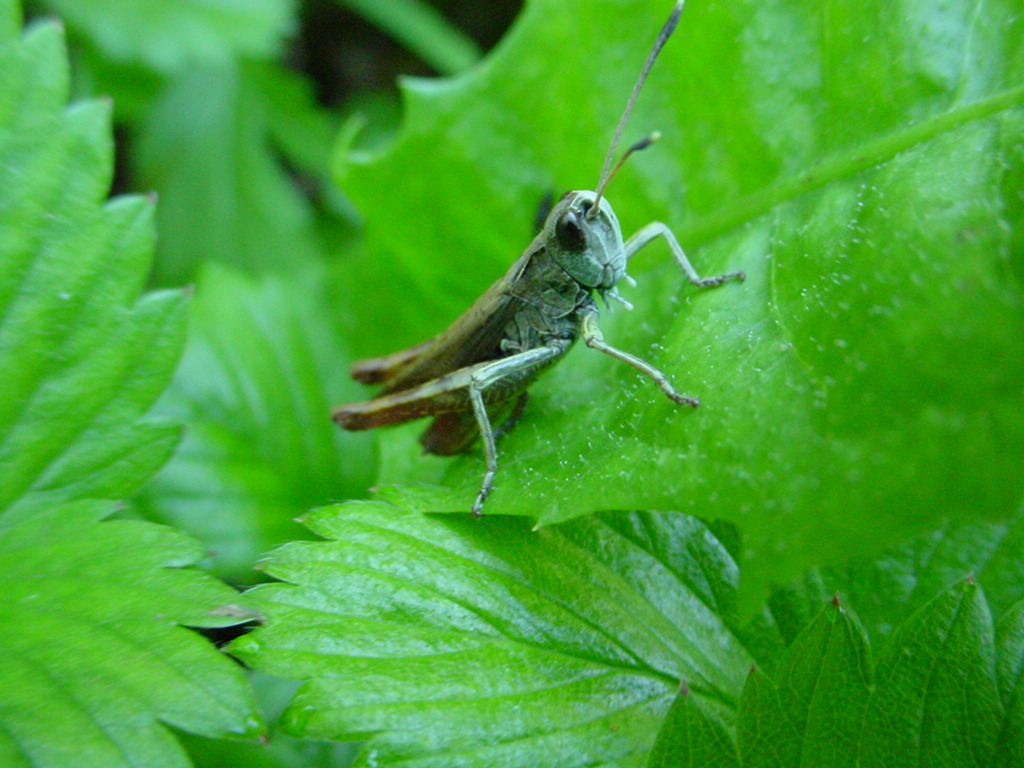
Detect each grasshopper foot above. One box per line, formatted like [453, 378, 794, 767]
[668, 392, 700, 408]
[471, 492, 488, 517]
[697, 270, 745, 288]
[472, 470, 496, 517]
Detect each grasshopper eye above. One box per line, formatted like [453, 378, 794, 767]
[555, 210, 587, 252]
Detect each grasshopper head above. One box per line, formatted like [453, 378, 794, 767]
[545, 190, 626, 290]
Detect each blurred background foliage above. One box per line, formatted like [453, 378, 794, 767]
[28, 0, 521, 286]
[22, 0, 522, 584]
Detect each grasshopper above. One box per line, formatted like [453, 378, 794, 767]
[333, 0, 743, 515]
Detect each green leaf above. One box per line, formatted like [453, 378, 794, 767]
[335, 0, 1024, 599]
[136, 262, 377, 583]
[232, 503, 752, 767]
[135, 61, 332, 285]
[0, 501, 262, 768]
[734, 581, 1018, 767]
[859, 579, 1002, 768]
[234, 505, 1021, 767]
[40, 0, 295, 72]
[738, 597, 871, 768]
[0, 16, 183, 521]
[648, 684, 740, 768]
[176, 672, 361, 768]
[767, 503, 1024, 648]
[993, 599, 1024, 767]
[0, 7, 263, 765]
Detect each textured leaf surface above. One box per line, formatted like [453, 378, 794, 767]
[994, 600, 1024, 768]
[336, 0, 1024, 600]
[0, 7, 263, 766]
[648, 685, 740, 768]
[859, 580, 1003, 767]
[233, 504, 752, 767]
[0, 501, 262, 768]
[738, 598, 870, 768]
[237, 503, 1024, 767]
[766, 503, 1024, 648]
[735, 582, 1023, 767]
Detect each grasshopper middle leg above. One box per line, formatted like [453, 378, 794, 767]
[580, 310, 699, 407]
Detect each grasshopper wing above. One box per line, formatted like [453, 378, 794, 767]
[333, 247, 536, 431]
[418, 411, 480, 456]
[350, 338, 436, 384]
[375, 263, 529, 396]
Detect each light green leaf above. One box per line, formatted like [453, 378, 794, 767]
[233, 503, 752, 767]
[0, 16, 181, 521]
[0, 7, 263, 766]
[335, 0, 1024, 601]
[136, 262, 376, 583]
[40, 0, 295, 72]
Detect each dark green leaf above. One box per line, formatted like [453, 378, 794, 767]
[335, 0, 1024, 602]
[993, 599, 1024, 768]
[859, 579, 1001, 768]
[735, 667, 798, 768]
[648, 684, 740, 768]
[768, 503, 1024, 648]
[233, 504, 751, 767]
[338, 0, 480, 75]
[738, 597, 871, 768]
[176, 672, 361, 768]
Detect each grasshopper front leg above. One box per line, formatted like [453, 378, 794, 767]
[625, 222, 745, 287]
[580, 309, 699, 407]
[468, 340, 571, 515]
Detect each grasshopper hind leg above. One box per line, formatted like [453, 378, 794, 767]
[469, 385, 498, 517]
[467, 343, 570, 516]
[419, 393, 529, 456]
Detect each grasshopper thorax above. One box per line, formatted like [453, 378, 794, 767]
[543, 190, 626, 291]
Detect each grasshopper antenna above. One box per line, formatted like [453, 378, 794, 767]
[589, 0, 684, 219]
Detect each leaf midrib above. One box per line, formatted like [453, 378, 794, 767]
[684, 83, 1024, 248]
